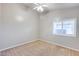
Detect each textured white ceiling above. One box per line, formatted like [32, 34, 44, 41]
[23, 3, 79, 10]
[47, 3, 79, 10]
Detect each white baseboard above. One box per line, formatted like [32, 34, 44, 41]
[0, 39, 38, 52]
[41, 39, 79, 52]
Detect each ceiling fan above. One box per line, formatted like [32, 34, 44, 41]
[33, 3, 48, 13]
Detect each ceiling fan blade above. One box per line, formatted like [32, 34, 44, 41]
[33, 3, 40, 5]
[42, 5, 48, 7]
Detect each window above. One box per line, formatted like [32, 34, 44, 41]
[53, 18, 76, 37]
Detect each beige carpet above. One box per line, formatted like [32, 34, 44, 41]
[0, 40, 79, 56]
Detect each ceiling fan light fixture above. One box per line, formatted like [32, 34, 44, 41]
[33, 3, 49, 13]
[37, 6, 44, 12]
[33, 6, 44, 12]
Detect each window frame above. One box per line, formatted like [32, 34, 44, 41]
[52, 17, 77, 37]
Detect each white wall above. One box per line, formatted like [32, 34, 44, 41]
[40, 6, 79, 51]
[0, 4, 39, 50]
